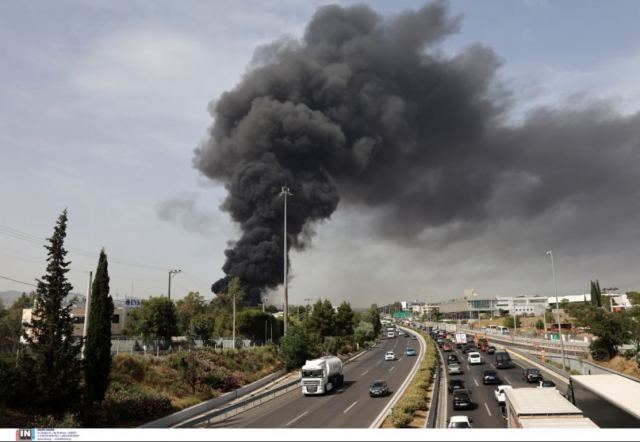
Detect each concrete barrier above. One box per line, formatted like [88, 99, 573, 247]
[139, 369, 287, 428]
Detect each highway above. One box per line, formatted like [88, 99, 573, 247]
[210, 333, 422, 428]
[440, 338, 569, 428]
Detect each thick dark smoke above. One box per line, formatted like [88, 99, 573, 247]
[194, 1, 640, 304]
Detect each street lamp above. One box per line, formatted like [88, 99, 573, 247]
[546, 250, 567, 372]
[168, 269, 181, 300]
[279, 186, 292, 335]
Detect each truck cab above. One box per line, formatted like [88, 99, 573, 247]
[301, 356, 344, 395]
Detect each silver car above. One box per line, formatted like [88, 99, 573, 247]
[448, 362, 462, 375]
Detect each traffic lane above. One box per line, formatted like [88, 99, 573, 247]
[227, 338, 395, 428]
[443, 347, 505, 429]
[215, 337, 403, 428]
[292, 334, 422, 428]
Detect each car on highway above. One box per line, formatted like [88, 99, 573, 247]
[410, 334, 417, 340]
[369, 380, 390, 397]
[405, 347, 417, 356]
[467, 352, 482, 365]
[398, 330, 405, 336]
[494, 385, 513, 404]
[448, 379, 466, 394]
[482, 369, 500, 385]
[447, 415, 472, 428]
[494, 350, 513, 368]
[522, 368, 543, 383]
[452, 389, 473, 410]
[486, 345, 496, 355]
[447, 354, 460, 364]
[385, 351, 396, 361]
[537, 379, 556, 388]
[462, 345, 477, 354]
[437, 338, 445, 347]
[447, 362, 462, 375]
[442, 342, 453, 352]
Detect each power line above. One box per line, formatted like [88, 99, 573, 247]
[0, 274, 37, 287]
[0, 224, 169, 272]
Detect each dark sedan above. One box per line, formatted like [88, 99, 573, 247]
[486, 346, 496, 355]
[369, 380, 390, 397]
[522, 368, 543, 383]
[448, 379, 466, 394]
[482, 369, 500, 385]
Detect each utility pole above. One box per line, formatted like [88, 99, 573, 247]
[280, 186, 292, 335]
[168, 269, 181, 300]
[81, 270, 93, 359]
[233, 287, 236, 348]
[547, 250, 567, 372]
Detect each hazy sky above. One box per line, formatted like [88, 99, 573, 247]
[2, 0, 640, 308]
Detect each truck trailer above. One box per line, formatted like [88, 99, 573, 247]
[300, 356, 344, 395]
[566, 374, 640, 428]
[505, 388, 586, 428]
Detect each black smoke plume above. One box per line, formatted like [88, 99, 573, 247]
[194, 1, 640, 304]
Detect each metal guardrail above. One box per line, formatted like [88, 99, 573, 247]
[425, 351, 441, 428]
[177, 377, 302, 428]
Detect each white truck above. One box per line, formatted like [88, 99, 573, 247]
[300, 356, 344, 395]
[454, 333, 467, 347]
[504, 388, 596, 428]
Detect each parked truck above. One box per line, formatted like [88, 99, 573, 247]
[504, 388, 595, 428]
[300, 356, 344, 395]
[566, 374, 640, 428]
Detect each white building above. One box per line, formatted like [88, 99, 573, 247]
[495, 295, 548, 316]
[411, 303, 439, 316]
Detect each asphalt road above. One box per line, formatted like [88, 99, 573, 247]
[441, 342, 569, 428]
[211, 334, 422, 428]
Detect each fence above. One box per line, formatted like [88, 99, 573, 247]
[110, 337, 257, 356]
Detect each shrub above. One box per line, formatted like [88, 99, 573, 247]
[390, 407, 413, 428]
[590, 339, 611, 361]
[623, 349, 637, 360]
[30, 413, 81, 428]
[104, 383, 172, 423]
[111, 354, 147, 383]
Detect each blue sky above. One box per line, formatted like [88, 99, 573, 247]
[1, 0, 640, 307]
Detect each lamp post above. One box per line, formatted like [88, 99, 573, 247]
[279, 186, 292, 335]
[168, 269, 181, 300]
[546, 250, 567, 372]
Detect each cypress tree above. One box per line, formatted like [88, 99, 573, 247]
[22, 209, 82, 413]
[84, 248, 114, 403]
[595, 280, 602, 307]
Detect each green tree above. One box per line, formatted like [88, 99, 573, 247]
[535, 319, 545, 330]
[335, 301, 354, 336]
[189, 314, 214, 345]
[591, 280, 602, 308]
[176, 292, 207, 336]
[304, 299, 336, 338]
[279, 325, 311, 369]
[0, 292, 35, 354]
[354, 321, 375, 346]
[627, 291, 640, 305]
[134, 296, 178, 341]
[390, 302, 403, 315]
[22, 209, 82, 413]
[625, 306, 640, 358]
[237, 309, 274, 342]
[502, 315, 521, 329]
[83, 249, 114, 404]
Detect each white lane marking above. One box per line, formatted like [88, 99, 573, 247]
[286, 410, 309, 427]
[361, 370, 369, 376]
[376, 361, 382, 366]
[337, 389, 344, 393]
[484, 402, 492, 417]
[474, 379, 479, 387]
[343, 401, 358, 414]
[389, 366, 395, 372]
